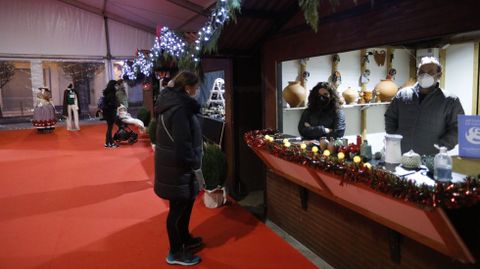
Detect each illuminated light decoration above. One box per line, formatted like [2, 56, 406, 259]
[193, 0, 230, 58]
[121, 61, 136, 80]
[151, 36, 161, 58]
[121, 0, 239, 78]
[132, 50, 153, 77]
[158, 27, 186, 58]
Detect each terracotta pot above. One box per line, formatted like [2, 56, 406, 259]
[342, 87, 358, 104]
[282, 81, 306, 107]
[361, 90, 373, 103]
[374, 79, 398, 102]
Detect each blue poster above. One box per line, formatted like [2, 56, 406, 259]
[458, 115, 480, 158]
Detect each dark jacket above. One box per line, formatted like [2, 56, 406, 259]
[154, 87, 202, 200]
[62, 88, 81, 116]
[385, 83, 464, 155]
[102, 87, 117, 121]
[298, 107, 346, 139]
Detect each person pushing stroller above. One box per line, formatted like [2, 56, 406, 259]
[117, 104, 146, 133]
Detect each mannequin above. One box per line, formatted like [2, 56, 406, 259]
[62, 83, 80, 131]
[32, 87, 57, 132]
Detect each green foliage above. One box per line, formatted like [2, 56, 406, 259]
[202, 142, 227, 189]
[202, 29, 222, 55]
[299, 0, 320, 32]
[178, 48, 198, 72]
[299, 0, 365, 32]
[148, 119, 157, 145]
[177, 53, 204, 82]
[226, 0, 242, 22]
[137, 106, 151, 127]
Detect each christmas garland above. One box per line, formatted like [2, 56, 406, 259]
[244, 129, 480, 210]
[122, 0, 241, 80]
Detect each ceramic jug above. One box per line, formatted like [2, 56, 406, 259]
[282, 81, 306, 107]
[384, 134, 403, 164]
[374, 79, 398, 102]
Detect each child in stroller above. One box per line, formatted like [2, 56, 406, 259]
[113, 105, 146, 144]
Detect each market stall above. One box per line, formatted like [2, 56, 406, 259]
[246, 129, 480, 268]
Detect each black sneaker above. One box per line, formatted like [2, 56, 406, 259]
[185, 237, 203, 250]
[165, 251, 201, 266]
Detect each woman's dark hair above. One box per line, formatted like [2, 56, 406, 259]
[171, 71, 199, 92]
[307, 82, 341, 111]
[103, 80, 117, 95]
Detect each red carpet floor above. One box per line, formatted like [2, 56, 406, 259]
[0, 124, 318, 269]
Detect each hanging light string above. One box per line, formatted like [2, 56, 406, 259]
[193, 0, 229, 62]
[122, 0, 238, 80]
[132, 50, 154, 77]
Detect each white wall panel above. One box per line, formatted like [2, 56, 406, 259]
[445, 42, 475, 115]
[0, 0, 106, 57]
[108, 20, 155, 58]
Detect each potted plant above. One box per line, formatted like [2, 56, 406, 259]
[147, 119, 157, 150]
[201, 142, 227, 208]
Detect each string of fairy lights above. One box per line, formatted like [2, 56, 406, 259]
[122, 0, 234, 80]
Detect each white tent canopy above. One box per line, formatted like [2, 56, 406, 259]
[0, 0, 155, 59]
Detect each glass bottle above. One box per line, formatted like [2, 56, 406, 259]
[434, 146, 452, 182]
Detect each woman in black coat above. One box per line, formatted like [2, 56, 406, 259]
[298, 82, 346, 139]
[102, 80, 118, 148]
[154, 71, 203, 266]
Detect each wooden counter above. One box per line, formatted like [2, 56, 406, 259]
[250, 147, 479, 267]
[453, 156, 480, 176]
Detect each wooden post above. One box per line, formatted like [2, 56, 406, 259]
[439, 48, 447, 89]
[360, 49, 367, 141]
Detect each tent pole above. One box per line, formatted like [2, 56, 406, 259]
[103, 0, 113, 81]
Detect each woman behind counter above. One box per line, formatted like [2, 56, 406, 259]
[298, 82, 346, 139]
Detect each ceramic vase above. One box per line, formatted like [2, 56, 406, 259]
[282, 81, 306, 107]
[342, 87, 358, 104]
[374, 79, 398, 102]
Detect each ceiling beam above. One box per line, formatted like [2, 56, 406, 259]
[177, 1, 217, 32]
[244, 1, 301, 54]
[240, 9, 283, 20]
[166, 0, 209, 16]
[57, 0, 156, 34]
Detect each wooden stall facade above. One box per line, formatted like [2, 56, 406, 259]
[257, 0, 480, 268]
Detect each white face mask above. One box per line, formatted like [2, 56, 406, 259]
[418, 73, 436, 88]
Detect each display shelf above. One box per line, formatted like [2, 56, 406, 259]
[283, 106, 307, 111]
[283, 101, 390, 111]
[342, 101, 390, 108]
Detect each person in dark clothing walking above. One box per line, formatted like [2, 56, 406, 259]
[154, 71, 204, 266]
[298, 82, 346, 139]
[102, 80, 118, 148]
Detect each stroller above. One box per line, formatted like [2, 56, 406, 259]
[113, 116, 138, 144]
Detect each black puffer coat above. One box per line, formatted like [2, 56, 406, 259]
[298, 107, 346, 139]
[154, 87, 202, 200]
[102, 87, 117, 121]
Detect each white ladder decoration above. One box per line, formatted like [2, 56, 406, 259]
[206, 78, 225, 108]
